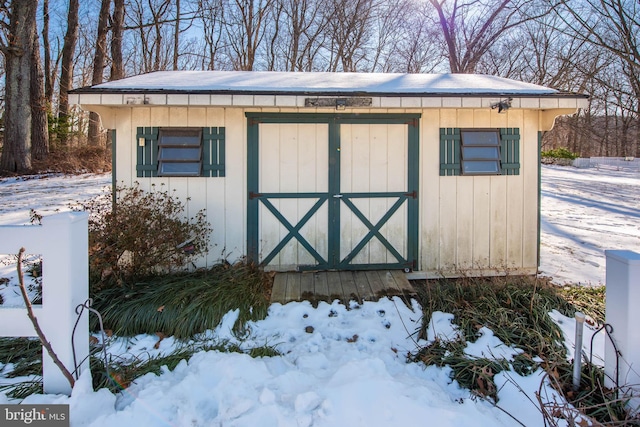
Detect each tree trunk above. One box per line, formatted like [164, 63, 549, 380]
[0, 0, 37, 173]
[57, 0, 79, 145]
[110, 0, 125, 80]
[42, 0, 53, 105]
[173, 0, 180, 70]
[88, 0, 111, 146]
[31, 24, 49, 161]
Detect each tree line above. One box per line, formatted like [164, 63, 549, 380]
[0, 0, 638, 173]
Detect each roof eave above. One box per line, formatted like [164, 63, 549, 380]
[69, 87, 589, 99]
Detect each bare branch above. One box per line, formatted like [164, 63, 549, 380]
[17, 248, 76, 389]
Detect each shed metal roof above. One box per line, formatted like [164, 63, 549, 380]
[72, 71, 586, 98]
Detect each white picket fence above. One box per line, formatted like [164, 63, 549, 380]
[574, 157, 640, 171]
[0, 212, 89, 395]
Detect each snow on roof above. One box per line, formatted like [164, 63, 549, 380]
[83, 70, 568, 96]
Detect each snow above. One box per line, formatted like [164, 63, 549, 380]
[539, 165, 640, 285]
[88, 70, 563, 95]
[0, 165, 634, 426]
[0, 173, 110, 226]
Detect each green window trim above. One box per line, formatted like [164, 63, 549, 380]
[439, 128, 461, 176]
[203, 127, 226, 177]
[500, 128, 520, 175]
[136, 127, 159, 177]
[136, 126, 225, 177]
[439, 127, 520, 176]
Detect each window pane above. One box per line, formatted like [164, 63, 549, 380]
[158, 162, 201, 176]
[156, 128, 203, 176]
[461, 131, 500, 146]
[158, 147, 201, 161]
[160, 134, 201, 146]
[463, 161, 500, 174]
[462, 146, 500, 160]
[159, 129, 202, 146]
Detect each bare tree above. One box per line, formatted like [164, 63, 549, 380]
[222, 0, 274, 71]
[198, 0, 225, 70]
[88, 0, 110, 146]
[553, 0, 640, 155]
[324, 0, 374, 72]
[57, 0, 79, 145]
[173, 0, 180, 70]
[0, 0, 37, 172]
[274, 0, 328, 71]
[429, 0, 543, 73]
[127, 0, 174, 73]
[42, 0, 53, 105]
[31, 21, 49, 161]
[110, 0, 125, 80]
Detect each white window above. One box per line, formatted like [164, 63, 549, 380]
[157, 128, 202, 176]
[460, 129, 501, 175]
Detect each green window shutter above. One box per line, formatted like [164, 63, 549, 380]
[202, 127, 226, 177]
[136, 127, 159, 177]
[439, 128, 461, 176]
[500, 128, 520, 175]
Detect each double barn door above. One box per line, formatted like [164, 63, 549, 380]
[247, 114, 419, 271]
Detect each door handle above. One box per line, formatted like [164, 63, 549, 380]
[333, 194, 343, 198]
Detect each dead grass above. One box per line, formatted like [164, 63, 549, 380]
[0, 145, 111, 177]
[32, 145, 112, 174]
[410, 275, 632, 425]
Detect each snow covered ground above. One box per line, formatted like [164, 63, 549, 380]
[539, 165, 640, 285]
[0, 165, 634, 426]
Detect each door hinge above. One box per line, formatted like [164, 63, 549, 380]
[249, 191, 262, 199]
[404, 190, 417, 199]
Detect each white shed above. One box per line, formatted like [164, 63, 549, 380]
[71, 71, 588, 278]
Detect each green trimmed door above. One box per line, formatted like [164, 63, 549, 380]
[247, 114, 419, 271]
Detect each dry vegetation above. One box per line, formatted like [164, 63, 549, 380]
[0, 144, 111, 177]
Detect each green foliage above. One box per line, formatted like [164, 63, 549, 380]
[410, 276, 637, 424]
[558, 285, 605, 324]
[415, 276, 573, 358]
[541, 147, 579, 160]
[411, 276, 575, 400]
[0, 338, 42, 378]
[91, 341, 280, 393]
[76, 183, 212, 290]
[0, 338, 43, 399]
[0, 381, 42, 399]
[248, 343, 281, 358]
[91, 262, 271, 338]
[551, 361, 631, 424]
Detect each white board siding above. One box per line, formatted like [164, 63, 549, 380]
[222, 108, 245, 261]
[472, 177, 491, 268]
[418, 108, 537, 275]
[109, 105, 541, 275]
[420, 110, 441, 271]
[522, 110, 541, 268]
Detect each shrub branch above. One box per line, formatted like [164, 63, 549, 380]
[17, 247, 75, 389]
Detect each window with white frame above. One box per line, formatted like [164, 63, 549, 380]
[460, 129, 501, 175]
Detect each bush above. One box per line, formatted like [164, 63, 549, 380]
[78, 183, 212, 289]
[541, 147, 579, 160]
